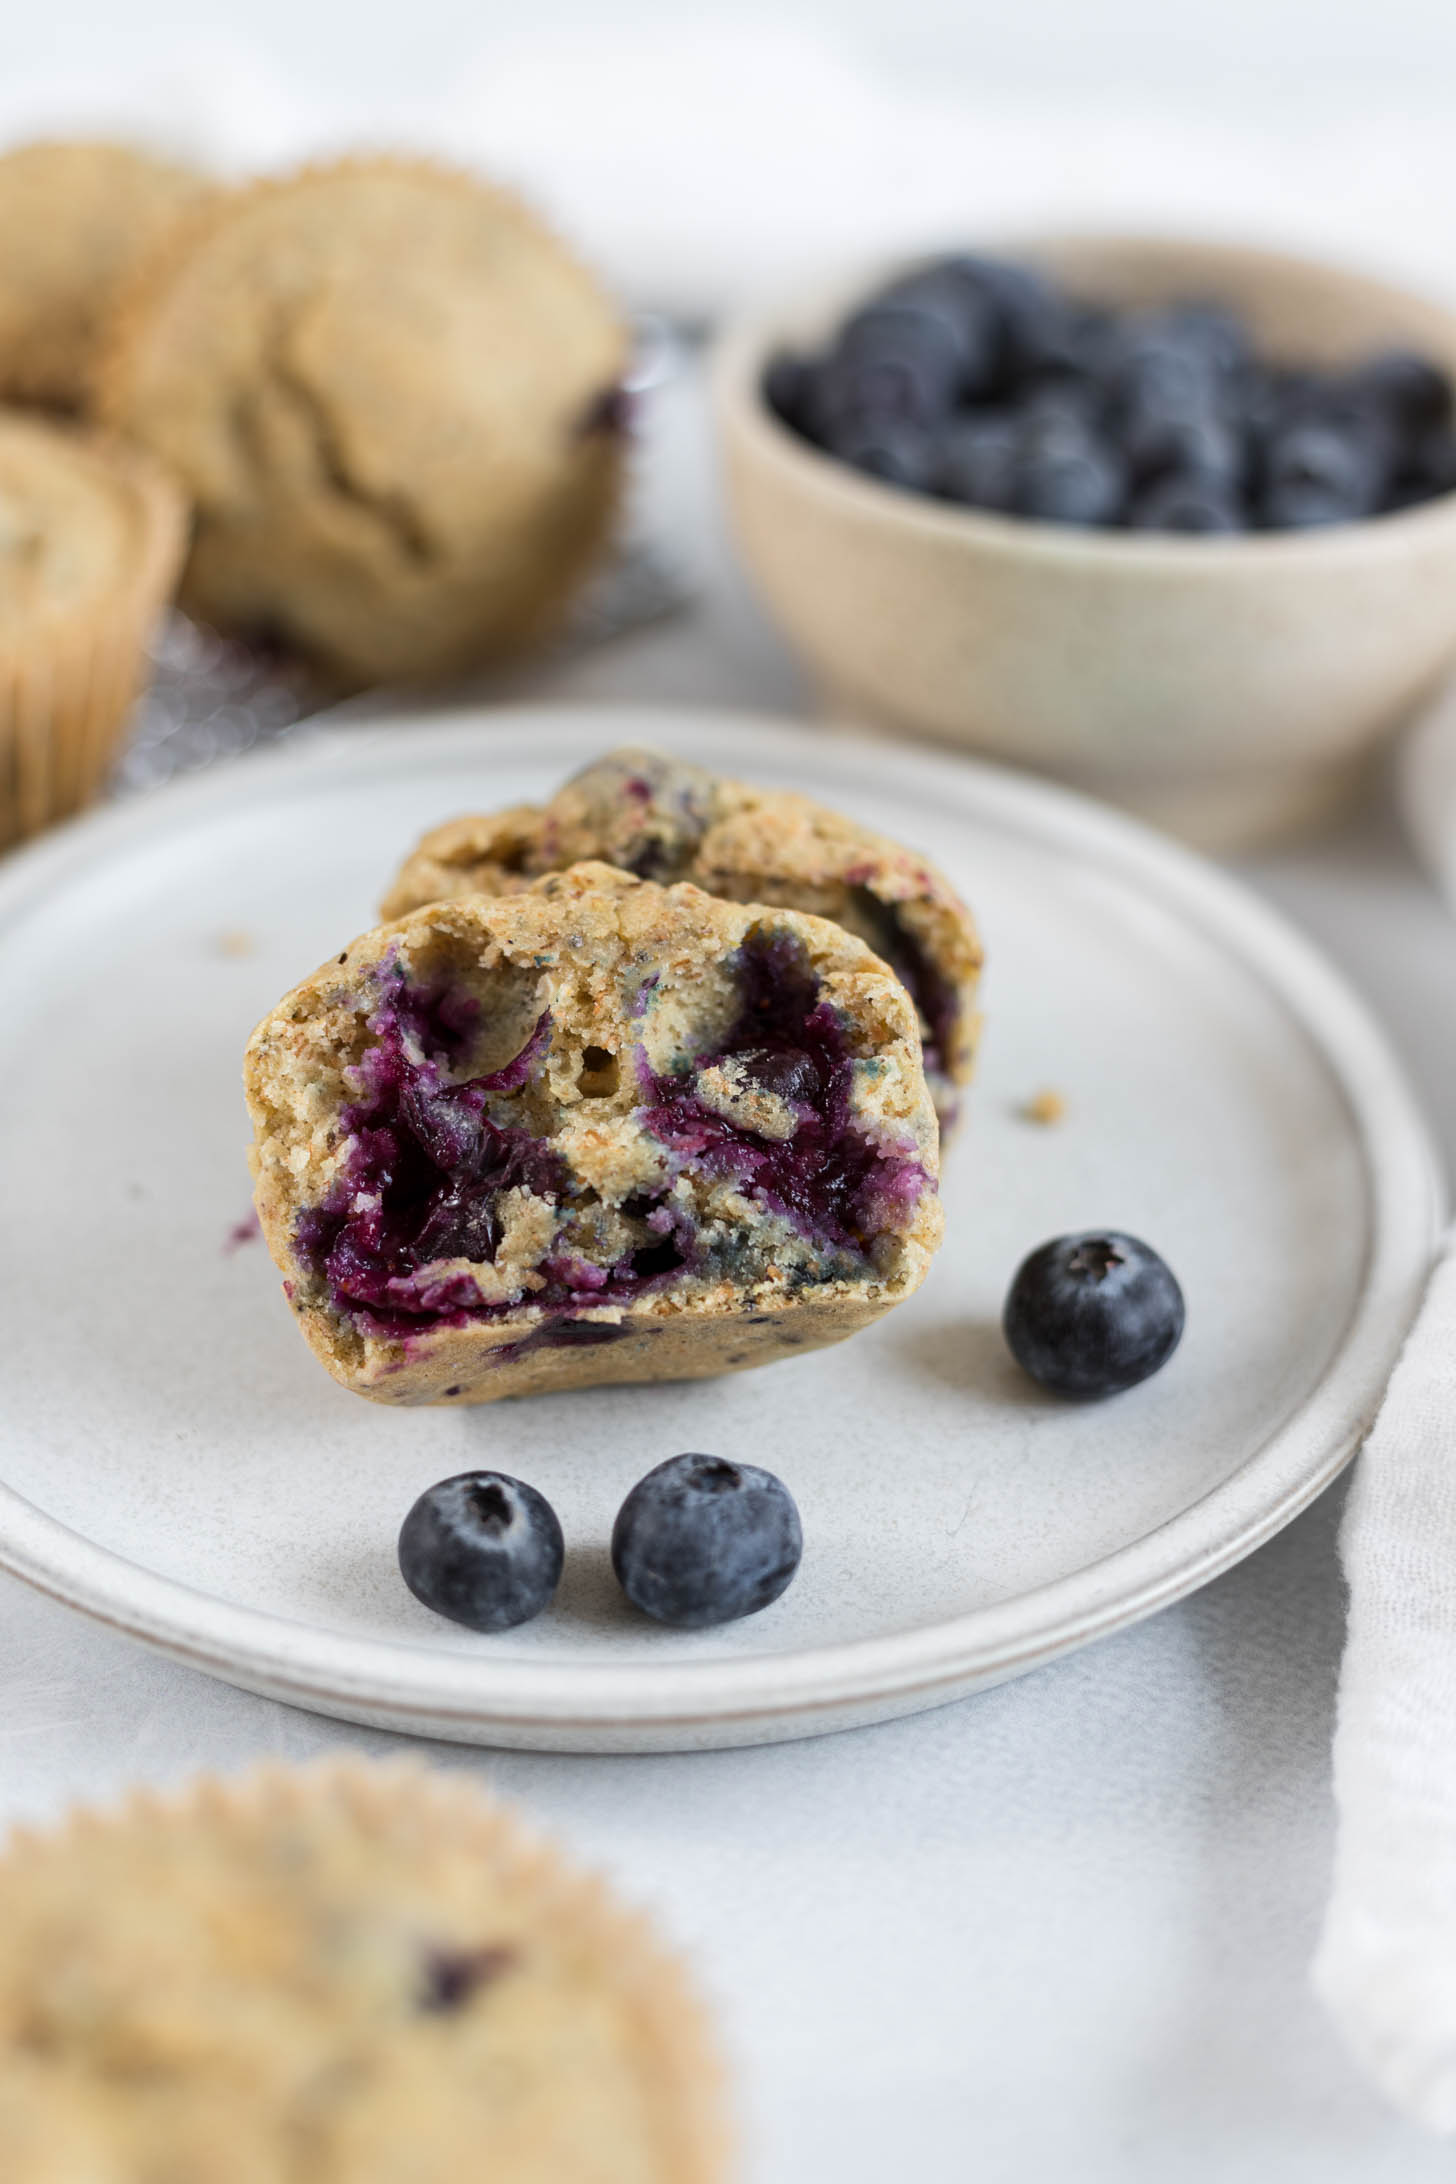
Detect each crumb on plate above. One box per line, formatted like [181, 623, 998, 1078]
[1019, 1088, 1067, 1126]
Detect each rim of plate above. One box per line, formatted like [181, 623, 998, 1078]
[0, 705, 1443, 1735]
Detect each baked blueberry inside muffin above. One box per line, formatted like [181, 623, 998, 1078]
[246, 865, 942, 1405]
[382, 746, 982, 1129]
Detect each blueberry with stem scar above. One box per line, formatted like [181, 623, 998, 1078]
[399, 1471, 564, 1631]
[1003, 1231, 1185, 1398]
[611, 1453, 803, 1628]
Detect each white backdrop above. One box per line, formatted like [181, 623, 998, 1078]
[2, 4, 1455, 319]
[7, 0, 1456, 111]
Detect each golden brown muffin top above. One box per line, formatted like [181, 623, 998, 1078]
[0, 140, 206, 409]
[98, 159, 628, 684]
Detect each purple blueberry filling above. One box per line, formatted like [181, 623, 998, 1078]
[516, 1318, 628, 1350]
[223, 1208, 261, 1255]
[563, 754, 716, 882]
[846, 886, 958, 1083]
[293, 934, 925, 1347]
[640, 933, 925, 1252]
[419, 1943, 517, 2013]
[294, 972, 569, 1337]
[293, 970, 696, 1340]
[488, 1317, 637, 1369]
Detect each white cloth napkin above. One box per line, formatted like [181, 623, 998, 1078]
[1315, 1231, 1456, 2131]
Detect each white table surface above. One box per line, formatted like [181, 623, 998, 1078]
[6, 357, 1456, 2183]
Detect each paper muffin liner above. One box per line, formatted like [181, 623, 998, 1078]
[95, 155, 628, 687]
[0, 1754, 732, 2183]
[0, 428, 186, 849]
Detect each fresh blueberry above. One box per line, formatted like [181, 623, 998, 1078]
[1233, 366, 1282, 438]
[1417, 428, 1456, 491]
[936, 411, 1021, 509]
[832, 415, 938, 491]
[1016, 428, 1125, 525]
[946, 256, 1080, 382]
[1394, 428, 1456, 506]
[813, 295, 983, 434]
[1347, 349, 1452, 436]
[839, 299, 971, 410]
[763, 350, 810, 429]
[1261, 481, 1363, 530]
[611, 1453, 803, 1628]
[1003, 1231, 1185, 1398]
[1031, 301, 1116, 383]
[1107, 313, 1223, 418]
[1262, 418, 1385, 519]
[1019, 379, 1105, 438]
[805, 343, 953, 441]
[399, 1472, 564, 1632]
[1247, 367, 1329, 441]
[1163, 301, 1251, 380]
[774, 255, 1453, 534]
[1123, 405, 1244, 488]
[879, 266, 1002, 397]
[1128, 471, 1245, 532]
[804, 353, 915, 437]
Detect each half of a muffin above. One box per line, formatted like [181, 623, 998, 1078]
[245, 864, 942, 1406]
[382, 745, 981, 1129]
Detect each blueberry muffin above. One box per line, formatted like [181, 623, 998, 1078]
[0, 141, 206, 410]
[97, 158, 628, 686]
[0, 411, 187, 846]
[0, 1760, 727, 2182]
[245, 863, 942, 1406]
[382, 746, 981, 1126]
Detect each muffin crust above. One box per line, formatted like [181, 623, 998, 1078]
[383, 746, 982, 1126]
[246, 864, 942, 1405]
[99, 159, 627, 684]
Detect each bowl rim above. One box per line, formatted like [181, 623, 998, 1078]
[712, 228, 1456, 567]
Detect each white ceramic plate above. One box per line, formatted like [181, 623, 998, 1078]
[0, 709, 1440, 1751]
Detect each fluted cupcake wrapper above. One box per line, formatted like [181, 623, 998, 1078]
[0, 429, 186, 849]
[0, 1753, 731, 2183]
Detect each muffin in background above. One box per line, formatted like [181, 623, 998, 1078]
[382, 744, 983, 1129]
[0, 411, 186, 848]
[0, 1758, 729, 2182]
[98, 158, 630, 688]
[0, 141, 207, 410]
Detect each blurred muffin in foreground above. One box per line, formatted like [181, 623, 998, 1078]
[98, 158, 630, 687]
[0, 1759, 728, 2183]
[0, 141, 207, 410]
[0, 412, 187, 848]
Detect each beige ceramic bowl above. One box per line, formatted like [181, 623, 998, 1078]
[715, 236, 1456, 850]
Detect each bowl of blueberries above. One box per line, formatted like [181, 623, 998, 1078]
[715, 236, 1456, 849]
